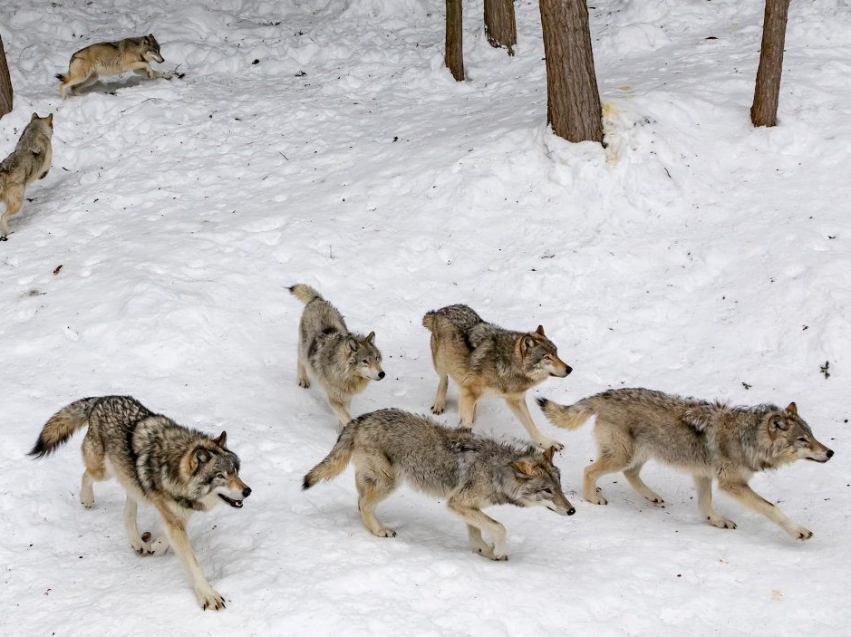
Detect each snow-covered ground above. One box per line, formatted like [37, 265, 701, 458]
[1, 0, 850, 634]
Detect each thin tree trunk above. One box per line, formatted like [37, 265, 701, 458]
[539, 0, 603, 143]
[484, 0, 517, 56]
[751, 0, 790, 127]
[445, 0, 464, 81]
[0, 35, 12, 119]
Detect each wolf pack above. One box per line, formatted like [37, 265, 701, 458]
[8, 35, 835, 612]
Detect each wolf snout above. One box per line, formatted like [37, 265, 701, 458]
[242, 486, 252, 498]
[377, 371, 385, 380]
[566, 506, 576, 516]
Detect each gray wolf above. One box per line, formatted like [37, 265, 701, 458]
[0, 113, 53, 240]
[303, 408, 574, 560]
[290, 283, 385, 427]
[538, 388, 834, 539]
[29, 396, 252, 610]
[57, 35, 172, 98]
[422, 304, 571, 449]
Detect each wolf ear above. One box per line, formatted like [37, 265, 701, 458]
[785, 402, 798, 417]
[542, 446, 556, 464]
[213, 431, 227, 448]
[535, 325, 546, 337]
[770, 414, 788, 432]
[30, 112, 38, 121]
[511, 459, 535, 478]
[364, 331, 375, 345]
[45, 113, 54, 127]
[519, 335, 535, 356]
[193, 447, 211, 465]
[347, 337, 359, 352]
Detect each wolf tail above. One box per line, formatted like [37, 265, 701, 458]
[302, 424, 357, 489]
[536, 397, 596, 430]
[289, 283, 323, 305]
[55, 73, 67, 83]
[29, 397, 99, 458]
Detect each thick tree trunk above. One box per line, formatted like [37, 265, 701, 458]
[484, 0, 517, 56]
[0, 35, 12, 119]
[539, 0, 603, 144]
[751, 0, 790, 127]
[445, 0, 464, 81]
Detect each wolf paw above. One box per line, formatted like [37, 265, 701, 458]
[372, 527, 397, 538]
[0, 235, 7, 242]
[430, 404, 445, 415]
[197, 587, 226, 611]
[536, 439, 564, 452]
[707, 516, 737, 529]
[791, 526, 812, 540]
[585, 491, 608, 506]
[130, 538, 148, 554]
[298, 378, 310, 389]
[475, 546, 508, 561]
[646, 495, 665, 505]
[146, 535, 170, 555]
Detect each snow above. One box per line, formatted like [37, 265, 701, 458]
[1, 0, 849, 634]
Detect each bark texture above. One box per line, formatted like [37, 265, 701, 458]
[445, 0, 465, 81]
[751, 0, 791, 127]
[539, 0, 603, 143]
[0, 35, 12, 119]
[484, 0, 517, 56]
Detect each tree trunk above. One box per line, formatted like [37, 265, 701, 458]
[484, 0, 517, 56]
[0, 35, 12, 119]
[539, 0, 603, 144]
[445, 0, 464, 81]
[751, 0, 790, 127]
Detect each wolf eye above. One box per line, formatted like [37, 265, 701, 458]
[216, 472, 226, 479]
[796, 437, 808, 444]
[540, 487, 553, 495]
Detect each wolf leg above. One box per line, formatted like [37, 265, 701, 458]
[448, 500, 507, 560]
[694, 476, 736, 529]
[505, 396, 564, 451]
[623, 462, 664, 504]
[355, 464, 397, 538]
[718, 481, 811, 540]
[431, 373, 449, 415]
[296, 353, 310, 388]
[0, 187, 23, 239]
[583, 453, 630, 505]
[123, 496, 149, 554]
[328, 397, 353, 429]
[458, 386, 480, 428]
[151, 498, 224, 610]
[73, 73, 99, 94]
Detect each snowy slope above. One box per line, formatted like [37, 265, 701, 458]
[1, 0, 850, 635]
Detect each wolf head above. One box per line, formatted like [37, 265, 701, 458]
[510, 446, 575, 516]
[189, 432, 252, 510]
[762, 402, 833, 467]
[517, 326, 572, 381]
[347, 331, 385, 381]
[27, 112, 54, 137]
[143, 34, 164, 63]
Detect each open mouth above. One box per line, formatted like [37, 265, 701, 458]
[219, 494, 244, 508]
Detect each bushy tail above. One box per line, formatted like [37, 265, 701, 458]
[537, 397, 596, 431]
[289, 283, 323, 305]
[55, 73, 67, 82]
[303, 425, 357, 489]
[29, 398, 98, 458]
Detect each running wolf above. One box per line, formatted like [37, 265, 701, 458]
[538, 388, 834, 539]
[303, 408, 575, 560]
[57, 34, 172, 98]
[0, 113, 53, 240]
[290, 284, 385, 427]
[29, 396, 252, 610]
[422, 304, 571, 449]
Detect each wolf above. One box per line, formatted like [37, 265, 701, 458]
[57, 34, 172, 98]
[538, 388, 834, 539]
[0, 113, 53, 240]
[303, 408, 574, 560]
[29, 396, 251, 610]
[422, 304, 571, 450]
[290, 284, 385, 427]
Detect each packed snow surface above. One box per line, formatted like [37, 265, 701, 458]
[1, 0, 850, 635]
